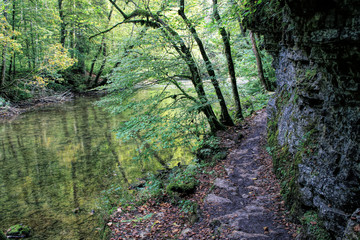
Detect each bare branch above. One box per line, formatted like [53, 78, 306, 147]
[108, 0, 128, 19]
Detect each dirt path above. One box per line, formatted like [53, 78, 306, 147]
[108, 109, 297, 239]
[203, 109, 296, 239]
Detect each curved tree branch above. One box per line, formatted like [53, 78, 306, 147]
[89, 21, 125, 40]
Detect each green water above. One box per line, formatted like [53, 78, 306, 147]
[0, 97, 190, 239]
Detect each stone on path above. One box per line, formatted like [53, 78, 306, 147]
[214, 178, 236, 191]
[229, 230, 269, 239]
[205, 194, 232, 204]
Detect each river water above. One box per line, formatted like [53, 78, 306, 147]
[0, 96, 191, 239]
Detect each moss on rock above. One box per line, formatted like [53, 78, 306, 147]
[6, 224, 31, 238]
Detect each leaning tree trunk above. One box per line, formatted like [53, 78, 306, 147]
[93, 42, 107, 86]
[87, 42, 103, 86]
[212, 0, 243, 119]
[156, 17, 225, 132]
[178, 0, 234, 126]
[87, 1, 115, 87]
[249, 31, 271, 91]
[108, 0, 225, 132]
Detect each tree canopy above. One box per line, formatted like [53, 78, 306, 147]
[0, 0, 276, 161]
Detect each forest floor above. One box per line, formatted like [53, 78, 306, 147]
[108, 109, 299, 239]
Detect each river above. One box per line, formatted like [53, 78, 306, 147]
[0, 96, 191, 239]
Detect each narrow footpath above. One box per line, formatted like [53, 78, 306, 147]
[109, 109, 297, 239]
[202, 109, 297, 239]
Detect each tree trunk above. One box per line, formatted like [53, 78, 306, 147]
[213, 0, 243, 119]
[8, 0, 16, 80]
[109, 0, 225, 132]
[1, 1, 8, 86]
[156, 19, 225, 132]
[87, 42, 103, 85]
[88, 2, 115, 87]
[58, 0, 66, 46]
[94, 42, 107, 86]
[249, 31, 271, 91]
[1, 46, 7, 87]
[178, 0, 234, 126]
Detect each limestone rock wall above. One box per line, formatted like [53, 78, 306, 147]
[245, 0, 360, 238]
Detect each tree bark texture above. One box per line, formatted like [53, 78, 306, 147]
[213, 0, 243, 119]
[178, 0, 234, 126]
[58, 0, 66, 47]
[249, 30, 271, 91]
[109, 0, 225, 132]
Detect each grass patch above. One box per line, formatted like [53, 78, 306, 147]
[300, 211, 332, 240]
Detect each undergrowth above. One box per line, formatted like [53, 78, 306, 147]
[96, 135, 227, 239]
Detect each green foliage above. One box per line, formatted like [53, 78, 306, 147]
[196, 135, 227, 165]
[46, 82, 69, 92]
[178, 199, 198, 214]
[300, 211, 332, 240]
[166, 165, 199, 195]
[120, 213, 154, 223]
[0, 96, 9, 107]
[138, 174, 164, 202]
[0, 230, 6, 240]
[97, 28, 211, 165]
[6, 224, 31, 238]
[32, 44, 76, 87]
[178, 199, 199, 223]
[6, 86, 33, 101]
[98, 185, 134, 216]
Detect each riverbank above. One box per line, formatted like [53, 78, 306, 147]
[107, 109, 299, 239]
[0, 91, 74, 119]
[0, 90, 108, 120]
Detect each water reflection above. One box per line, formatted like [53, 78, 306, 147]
[0, 97, 190, 239]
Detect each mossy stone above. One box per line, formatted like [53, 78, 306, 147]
[166, 180, 197, 195]
[6, 224, 31, 238]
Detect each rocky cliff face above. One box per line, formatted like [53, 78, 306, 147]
[245, 0, 360, 238]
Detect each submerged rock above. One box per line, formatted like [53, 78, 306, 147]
[6, 224, 31, 238]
